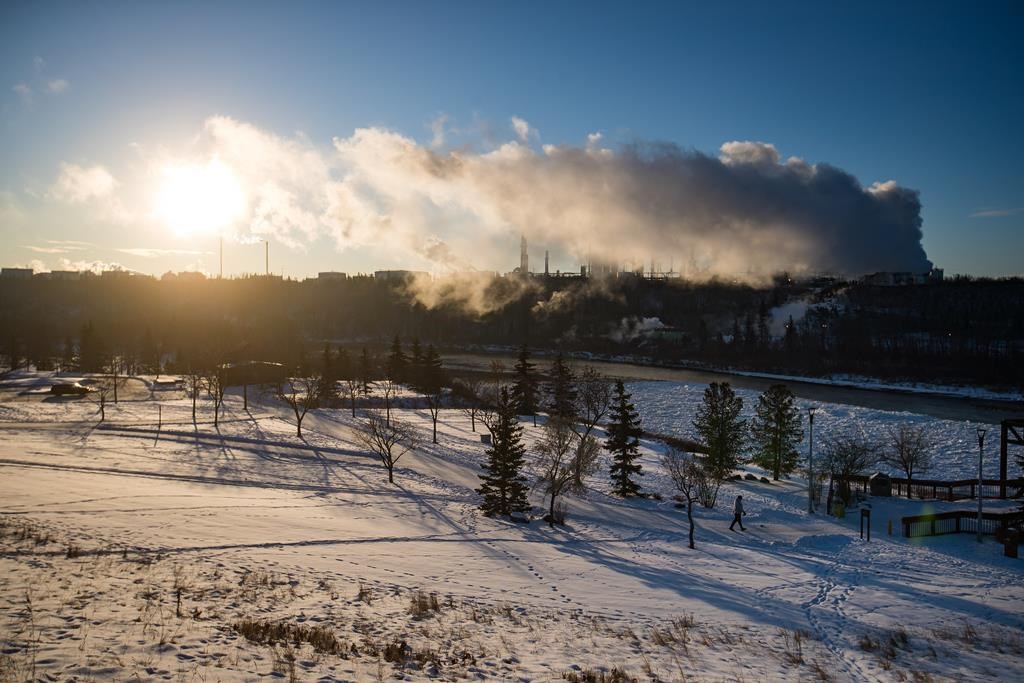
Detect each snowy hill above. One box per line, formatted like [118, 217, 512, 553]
[0, 375, 1021, 682]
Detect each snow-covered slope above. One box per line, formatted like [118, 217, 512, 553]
[0, 377, 1021, 682]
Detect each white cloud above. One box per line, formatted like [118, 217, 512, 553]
[969, 207, 1023, 218]
[56, 258, 130, 274]
[16, 259, 49, 273]
[511, 116, 532, 142]
[33, 56, 45, 71]
[429, 114, 448, 148]
[12, 82, 32, 102]
[868, 180, 899, 196]
[117, 248, 207, 258]
[46, 79, 69, 94]
[48, 163, 132, 223]
[46, 240, 92, 247]
[23, 241, 91, 255]
[719, 140, 780, 166]
[49, 162, 118, 203]
[24, 245, 71, 254]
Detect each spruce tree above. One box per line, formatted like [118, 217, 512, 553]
[693, 382, 746, 483]
[477, 388, 530, 518]
[605, 380, 643, 497]
[420, 344, 443, 393]
[546, 352, 577, 419]
[750, 384, 803, 480]
[511, 345, 539, 420]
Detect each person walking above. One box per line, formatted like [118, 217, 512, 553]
[729, 494, 746, 531]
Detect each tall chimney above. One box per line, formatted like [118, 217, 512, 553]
[544, 250, 549, 276]
[520, 234, 528, 273]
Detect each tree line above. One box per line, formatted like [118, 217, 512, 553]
[1, 274, 1020, 388]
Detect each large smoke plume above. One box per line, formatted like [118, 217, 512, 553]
[201, 117, 930, 282]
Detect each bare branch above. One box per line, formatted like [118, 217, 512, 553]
[356, 411, 418, 484]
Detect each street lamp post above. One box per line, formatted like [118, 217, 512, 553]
[977, 427, 987, 543]
[808, 407, 817, 514]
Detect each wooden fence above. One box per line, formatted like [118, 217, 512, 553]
[847, 475, 1024, 502]
[901, 509, 1024, 538]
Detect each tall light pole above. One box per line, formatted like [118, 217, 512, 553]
[808, 407, 817, 514]
[977, 427, 987, 543]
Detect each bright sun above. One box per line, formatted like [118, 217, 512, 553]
[153, 158, 246, 237]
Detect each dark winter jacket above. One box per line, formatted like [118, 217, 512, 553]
[734, 497, 745, 515]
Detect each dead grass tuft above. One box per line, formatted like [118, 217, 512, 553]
[232, 618, 349, 657]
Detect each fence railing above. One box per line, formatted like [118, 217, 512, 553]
[901, 509, 1024, 538]
[847, 475, 1024, 501]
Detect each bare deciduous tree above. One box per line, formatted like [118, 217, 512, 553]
[453, 377, 483, 433]
[535, 417, 577, 527]
[276, 375, 322, 438]
[184, 367, 205, 429]
[662, 448, 708, 549]
[343, 378, 360, 418]
[377, 378, 399, 426]
[206, 368, 227, 428]
[821, 435, 878, 505]
[570, 366, 612, 491]
[357, 411, 418, 483]
[424, 388, 445, 444]
[488, 360, 506, 406]
[882, 424, 932, 498]
[94, 379, 114, 422]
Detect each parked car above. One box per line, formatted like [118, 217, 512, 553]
[50, 382, 90, 396]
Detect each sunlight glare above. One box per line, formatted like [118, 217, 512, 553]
[153, 158, 246, 237]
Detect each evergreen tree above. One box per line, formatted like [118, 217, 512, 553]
[386, 334, 407, 382]
[605, 380, 643, 497]
[750, 384, 803, 480]
[693, 382, 746, 483]
[477, 388, 530, 518]
[757, 299, 771, 349]
[408, 338, 424, 389]
[511, 345, 539, 419]
[420, 344, 443, 393]
[546, 352, 577, 419]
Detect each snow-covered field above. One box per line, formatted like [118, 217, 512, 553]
[1, 373, 1022, 682]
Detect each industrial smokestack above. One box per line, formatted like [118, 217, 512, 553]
[545, 250, 549, 276]
[520, 234, 528, 273]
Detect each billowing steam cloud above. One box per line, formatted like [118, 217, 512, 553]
[199, 117, 930, 284]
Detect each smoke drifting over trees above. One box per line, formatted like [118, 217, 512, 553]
[197, 117, 930, 285]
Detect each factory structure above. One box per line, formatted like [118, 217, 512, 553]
[2, 232, 943, 286]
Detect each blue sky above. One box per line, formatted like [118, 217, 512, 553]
[1, 1, 1021, 278]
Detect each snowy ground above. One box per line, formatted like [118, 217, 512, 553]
[1, 373, 1022, 682]
[629, 380, 1022, 482]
